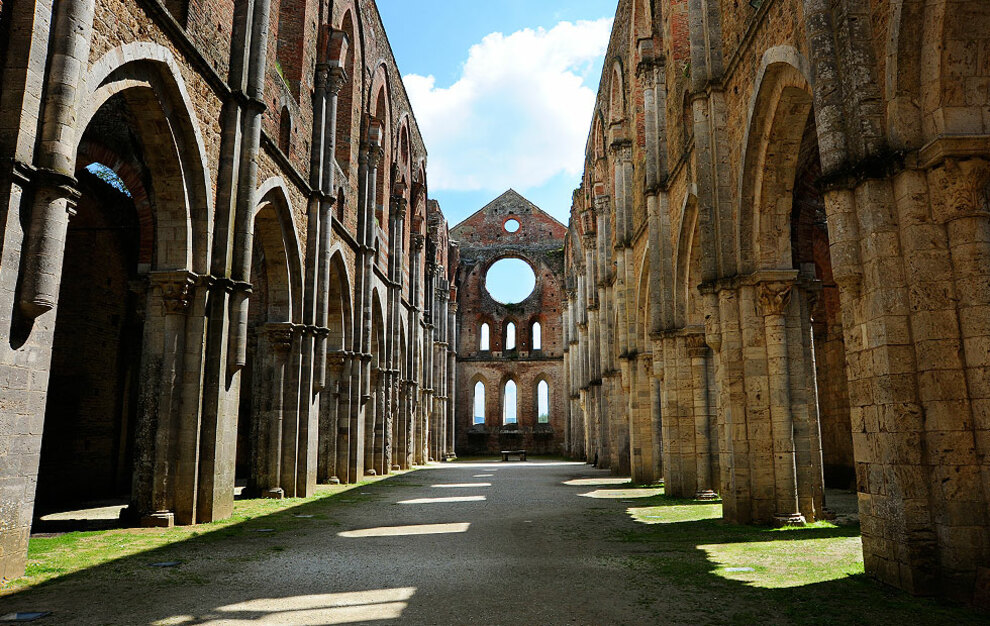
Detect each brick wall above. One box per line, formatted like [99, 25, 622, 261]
[452, 191, 567, 456]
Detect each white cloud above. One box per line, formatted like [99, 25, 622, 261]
[404, 18, 613, 192]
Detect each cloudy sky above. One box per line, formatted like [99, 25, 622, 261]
[377, 1, 616, 228]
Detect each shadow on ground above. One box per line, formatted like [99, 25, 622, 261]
[0, 464, 986, 625]
[612, 492, 985, 625]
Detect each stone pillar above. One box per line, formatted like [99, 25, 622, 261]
[757, 279, 805, 526]
[262, 323, 294, 498]
[137, 271, 197, 527]
[19, 0, 96, 319]
[687, 333, 717, 500]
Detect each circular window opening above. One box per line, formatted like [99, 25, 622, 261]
[486, 258, 536, 304]
[504, 218, 520, 233]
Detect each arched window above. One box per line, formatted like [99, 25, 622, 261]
[505, 322, 516, 350]
[503, 380, 517, 424]
[473, 382, 486, 425]
[480, 323, 490, 351]
[532, 322, 542, 350]
[537, 380, 550, 423]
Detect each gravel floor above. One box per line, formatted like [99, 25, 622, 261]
[0, 461, 661, 625]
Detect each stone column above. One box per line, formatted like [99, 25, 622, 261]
[138, 271, 197, 527]
[757, 279, 805, 526]
[227, 0, 273, 371]
[314, 65, 346, 391]
[261, 323, 294, 498]
[687, 333, 717, 500]
[19, 0, 96, 318]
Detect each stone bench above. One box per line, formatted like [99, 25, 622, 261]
[501, 450, 527, 462]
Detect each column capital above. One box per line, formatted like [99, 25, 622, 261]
[757, 281, 794, 317]
[609, 139, 633, 161]
[263, 322, 296, 355]
[150, 270, 198, 315]
[390, 195, 408, 219]
[327, 66, 347, 95]
[685, 332, 708, 358]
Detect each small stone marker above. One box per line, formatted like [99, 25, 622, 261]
[248, 528, 276, 533]
[0, 613, 51, 622]
[725, 567, 754, 573]
[293, 514, 315, 519]
[148, 561, 181, 568]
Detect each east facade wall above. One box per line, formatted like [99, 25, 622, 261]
[452, 192, 567, 457]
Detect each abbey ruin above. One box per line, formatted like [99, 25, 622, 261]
[0, 0, 988, 612]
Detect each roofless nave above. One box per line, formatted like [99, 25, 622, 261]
[0, 0, 989, 611]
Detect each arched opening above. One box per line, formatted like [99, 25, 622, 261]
[237, 189, 296, 498]
[505, 322, 517, 351]
[474, 382, 486, 425]
[35, 59, 208, 526]
[276, 0, 306, 94]
[365, 293, 387, 476]
[372, 84, 390, 233]
[537, 380, 550, 424]
[503, 380, 518, 425]
[790, 114, 852, 489]
[319, 253, 352, 483]
[35, 159, 144, 521]
[479, 322, 490, 351]
[531, 321, 542, 351]
[334, 11, 356, 172]
[732, 61, 850, 523]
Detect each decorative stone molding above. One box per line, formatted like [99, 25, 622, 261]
[327, 66, 347, 96]
[263, 322, 296, 356]
[757, 281, 794, 317]
[685, 333, 709, 359]
[151, 270, 198, 315]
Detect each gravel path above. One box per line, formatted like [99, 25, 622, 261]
[0, 461, 661, 625]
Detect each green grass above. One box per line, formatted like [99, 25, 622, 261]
[617, 490, 984, 625]
[2, 476, 395, 596]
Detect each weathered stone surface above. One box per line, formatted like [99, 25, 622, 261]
[563, 0, 990, 606]
[0, 0, 457, 582]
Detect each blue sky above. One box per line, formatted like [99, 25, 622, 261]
[377, 1, 616, 228]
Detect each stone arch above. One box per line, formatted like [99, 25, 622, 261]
[234, 180, 304, 489]
[365, 286, 388, 475]
[82, 43, 213, 274]
[608, 61, 626, 124]
[673, 193, 699, 328]
[325, 248, 354, 353]
[738, 58, 816, 273]
[334, 6, 359, 172]
[636, 250, 652, 348]
[369, 65, 393, 234]
[38, 42, 221, 522]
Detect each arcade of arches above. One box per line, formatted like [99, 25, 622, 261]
[0, 0, 455, 584]
[0, 0, 987, 611]
[562, 0, 990, 607]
